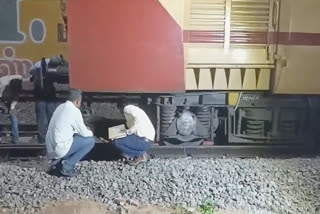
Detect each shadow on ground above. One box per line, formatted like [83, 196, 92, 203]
[86, 116, 126, 162]
[86, 116, 125, 139]
[87, 143, 123, 162]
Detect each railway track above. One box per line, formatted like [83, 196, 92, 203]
[0, 124, 37, 136]
[1, 124, 319, 160]
[0, 143, 319, 161]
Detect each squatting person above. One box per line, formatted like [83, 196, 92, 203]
[114, 99, 155, 166]
[46, 88, 95, 177]
[0, 75, 23, 144]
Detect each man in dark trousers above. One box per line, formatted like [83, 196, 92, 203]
[0, 75, 22, 143]
[30, 58, 58, 144]
[114, 99, 154, 165]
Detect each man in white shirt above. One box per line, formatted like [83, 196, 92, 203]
[46, 89, 95, 177]
[114, 99, 155, 166]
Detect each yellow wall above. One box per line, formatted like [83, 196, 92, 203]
[274, 0, 320, 94]
[0, 0, 68, 82]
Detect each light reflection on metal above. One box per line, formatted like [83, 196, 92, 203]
[224, 0, 231, 49]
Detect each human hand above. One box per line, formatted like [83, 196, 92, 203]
[10, 101, 17, 110]
[126, 129, 133, 135]
[120, 129, 127, 133]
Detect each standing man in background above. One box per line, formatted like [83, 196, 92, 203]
[30, 56, 63, 144]
[46, 89, 95, 177]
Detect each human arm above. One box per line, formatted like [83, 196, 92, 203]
[74, 110, 93, 137]
[29, 67, 36, 82]
[126, 127, 136, 135]
[9, 101, 18, 115]
[126, 119, 139, 135]
[123, 107, 138, 135]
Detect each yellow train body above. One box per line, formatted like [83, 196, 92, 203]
[0, 0, 67, 85]
[1, 0, 320, 94]
[161, 0, 320, 94]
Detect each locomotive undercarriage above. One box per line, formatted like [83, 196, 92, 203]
[1, 90, 320, 147]
[227, 93, 319, 145]
[154, 93, 226, 145]
[154, 92, 320, 146]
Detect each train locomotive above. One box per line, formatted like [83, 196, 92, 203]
[1, 0, 320, 147]
[67, 0, 320, 146]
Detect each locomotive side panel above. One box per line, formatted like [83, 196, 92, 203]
[274, 0, 320, 94]
[68, 0, 185, 93]
[183, 0, 276, 91]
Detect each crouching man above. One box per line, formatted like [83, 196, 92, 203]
[114, 99, 155, 166]
[0, 75, 23, 144]
[46, 89, 95, 177]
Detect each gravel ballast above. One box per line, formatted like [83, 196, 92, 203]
[0, 157, 319, 214]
